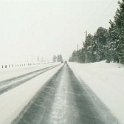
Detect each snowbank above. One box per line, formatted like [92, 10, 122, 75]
[69, 61, 124, 124]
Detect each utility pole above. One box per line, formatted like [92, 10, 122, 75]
[84, 30, 88, 63]
[77, 44, 78, 51]
[85, 30, 87, 40]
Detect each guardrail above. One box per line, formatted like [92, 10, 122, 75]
[0, 62, 58, 70]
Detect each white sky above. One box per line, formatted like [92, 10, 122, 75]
[0, 0, 118, 61]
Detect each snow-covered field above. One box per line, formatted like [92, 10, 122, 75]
[0, 63, 63, 124]
[69, 61, 124, 124]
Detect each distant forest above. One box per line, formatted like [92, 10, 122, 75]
[69, 0, 124, 64]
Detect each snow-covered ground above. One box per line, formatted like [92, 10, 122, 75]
[0, 64, 63, 124]
[69, 61, 124, 124]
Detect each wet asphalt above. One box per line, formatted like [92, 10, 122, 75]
[13, 64, 118, 124]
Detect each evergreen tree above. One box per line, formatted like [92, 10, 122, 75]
[53, 55, 57, 62]
[83, 34, 95, 62]
[57, 54, 63, 62]
[94, 27, 108, 61]
[69, 0, 124, 64]
[107, 0, 124, 63]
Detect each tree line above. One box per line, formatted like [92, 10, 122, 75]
[69, 0, 124, 64]
[53, 54, 63, 63]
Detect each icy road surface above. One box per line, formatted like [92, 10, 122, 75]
[13, 64, 118, 124]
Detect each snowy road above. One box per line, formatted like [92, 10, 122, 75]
[13, 64, 118, 124]
[0, 65, 59, 95]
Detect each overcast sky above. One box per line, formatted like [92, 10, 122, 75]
[0, 0, 118, 61]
